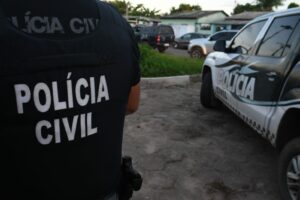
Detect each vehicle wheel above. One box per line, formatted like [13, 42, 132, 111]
[191, 47, 204, 59]
[158, 47, 167, 53]
[278, 138, 300, 200]
[200, 72, 221, 108]
[173, 42, 179, 48]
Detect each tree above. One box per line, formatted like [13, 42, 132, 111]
[233, 0, 285, 14]
[108, 0, 131, 15]
[130, 4, 160, 18]
[170, 3, 201, 14]
[108, 0, 160, 17]
[233, 3, 262, 14]
[288, 2, 299, 8]
[256, 0, 285, 11]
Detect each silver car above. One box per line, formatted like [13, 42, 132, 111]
[188, 30, 238, 58]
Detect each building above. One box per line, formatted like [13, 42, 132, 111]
[160, 10, 228, 37]
[125, 15, 161, 27]
[211, 11, 271, 32]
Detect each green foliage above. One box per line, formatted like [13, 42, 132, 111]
[288, 2, 299, 8]
[257, 0, 285, 10]
[170, 3, 201, 14]
[233, 3, 262, 14]
[233, 0, 285, 13]
[107, 0, 160, 17]
[139, 44, 202, 77]
[108, 0, 129, 15]
[130, 4, 160, 18]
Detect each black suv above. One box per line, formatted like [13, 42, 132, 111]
[134, 24, 175, 53]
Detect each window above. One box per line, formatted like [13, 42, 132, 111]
[257, 15, 300, 57]
[159, 26, 174, 34]
[191, 33, 204, 39]
[210, 32, 224, 41]
[222, 32, 237, 40]
[231, 20, 266, 54]
[201, 24, 211, 30]
[232, 25, 244, 30]
[182, 34, 191, 40]
[142, 27, 153, 34]
[210, 32, 236, 41]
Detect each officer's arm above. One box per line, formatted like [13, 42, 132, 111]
[126, 83, 140, 115]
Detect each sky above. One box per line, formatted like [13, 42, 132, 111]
[128, 0, 299, 15]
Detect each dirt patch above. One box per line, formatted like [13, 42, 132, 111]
[123, 81, 281, 200]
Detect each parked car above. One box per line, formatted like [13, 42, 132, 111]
[132, 24, 147, 42]
[173, 32, 207, 49]
[200, 8, 300, 200]
[133, 24, 175, 53]
[188, 30, 238, 58]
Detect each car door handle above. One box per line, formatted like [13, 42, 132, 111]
[266, 72, 278, 82]
[266, 72, 278, 76]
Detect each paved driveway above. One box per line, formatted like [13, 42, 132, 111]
[123, 81, 281, 200]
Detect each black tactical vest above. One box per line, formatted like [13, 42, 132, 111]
[0, 0, 140, 199]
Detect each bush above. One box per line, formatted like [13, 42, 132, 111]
[139, 44, 203, 77]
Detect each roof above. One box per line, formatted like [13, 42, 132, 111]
[212, 11, 270, 25]
[227, 11, 270, 20]
[161, 10, 228, 19]
[253, 7, 300, 22]
[125, 15, 161, 23]
[232, 7, 300, 25]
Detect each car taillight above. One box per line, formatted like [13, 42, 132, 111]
[156, 35, 161, 43]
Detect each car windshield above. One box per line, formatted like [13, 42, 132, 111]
[182, 34, 191, 39]
[159, 26, 173, 34]
[140, 26, 153, 33]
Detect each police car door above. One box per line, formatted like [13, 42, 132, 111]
[214, 20, 267, 116]
[238, 14, 300, 140]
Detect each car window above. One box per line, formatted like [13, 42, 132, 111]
[231, 20, 267, 54]
[182, 34, 191, 39]
[210, 32, 236, 41]
[191, 33, 201, 39]
[140, 26, 152, 34]
[159, 26, 173, 34]
[210, 32, 224, 41]
[256, 15, 300, 57]
[224, 32, 237, 40]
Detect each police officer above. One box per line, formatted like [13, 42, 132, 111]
[0, 0, 141, 199]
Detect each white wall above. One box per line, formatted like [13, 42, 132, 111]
[171, 24, 195, 37]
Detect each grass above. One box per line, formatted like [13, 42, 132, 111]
[139, 44, 203, 77]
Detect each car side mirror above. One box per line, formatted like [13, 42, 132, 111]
[214, 40, 226, 52]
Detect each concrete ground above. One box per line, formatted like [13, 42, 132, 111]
[123, 80, 281, 200]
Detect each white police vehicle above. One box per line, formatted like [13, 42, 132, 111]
[200, 8, 300, 200]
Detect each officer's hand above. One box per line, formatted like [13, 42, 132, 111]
[126, 83, 140, 115]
